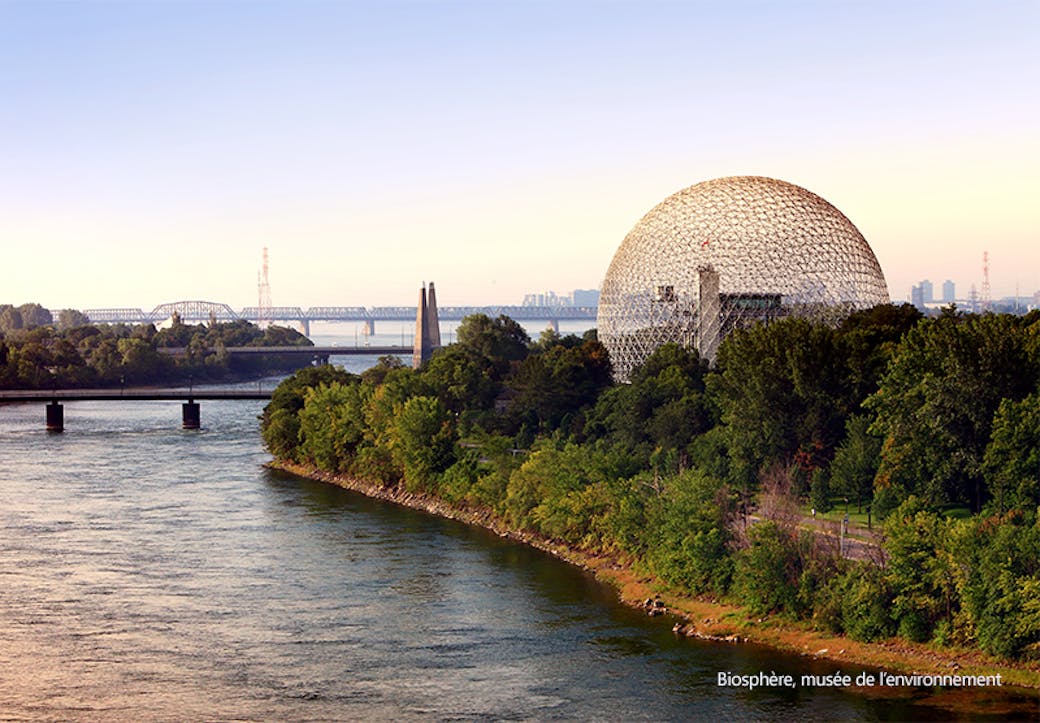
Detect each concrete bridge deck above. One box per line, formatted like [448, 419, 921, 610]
[0, 389, 272, 402]
[0, 387, 274, 431]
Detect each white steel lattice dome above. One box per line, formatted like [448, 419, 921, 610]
[598, 176, 889, 381]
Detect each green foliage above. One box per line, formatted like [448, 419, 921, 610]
[868, 313, 1039, 512]
[56, 309, 90, 330]
[732, 521, 802, 615]
[815, 563, 895, 641]
[455, 314, 530, 369]
[958, 510, 1040, 659]
[709, 318, 849, 489]
[586, 343, 712, 467]
[360, 354, 406, 386]
[809, 468, 832, 514]
[439, 451, 482, 504]
[507, 340, 612, 435]
[298, 381, 370, 472]
[983, 393, 1040, 514]
[422, 345, 499, 413]
[0, 307, 313, 391]
[838, 303, 923, 402]
[390, 395, 456, 491]
[882, 497, 959, 643]
[829, 414, 881, 513]
[644, 469, 734, 594]
[260, 365, 356, 458]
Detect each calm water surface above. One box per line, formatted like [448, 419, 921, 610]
[1, 382, 1037, 720]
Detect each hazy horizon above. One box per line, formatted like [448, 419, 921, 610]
[3, 0, 1037, 310]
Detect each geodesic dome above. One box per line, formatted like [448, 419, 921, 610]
[598, 176, 889, 381]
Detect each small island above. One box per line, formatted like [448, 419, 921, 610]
[0, 302, 315, 389]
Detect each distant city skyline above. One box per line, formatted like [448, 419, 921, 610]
[2, 1, 1037, 310]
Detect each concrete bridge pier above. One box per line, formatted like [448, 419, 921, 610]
[298, 319, 311, 337]
[182, 400, 201, 429]
[46, 401, 64, 432]
[547, 320, 560, 334]
[364, 319, 375, 336]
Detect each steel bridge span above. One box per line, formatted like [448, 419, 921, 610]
[79, 300, 597, 334]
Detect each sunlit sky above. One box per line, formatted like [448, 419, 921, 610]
[2, 0, 1037, 311]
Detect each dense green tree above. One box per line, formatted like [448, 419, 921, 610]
[586, 343, 712, 465]
[260, 365, 357, 458]
[709, 318, 847, 489]
[0, 306, 23, 332]
[17, 303, 52, 329]
[868, 313, 1038, 512]
[506, 340, 612, 435]
[644, 469, 735, 594]
[829, 414, 881, 513]
[454, 314, 530, 371]
[882, 497, 959, 641]
[422, 345, 499, 414]
[814, 562, 895, 641]
[957, 509, 1040, 659]
[390, 395, 456, 491]
[983, 393, 1040, 513]
[56, 309, 90, 330]
[809, 468, 832, 514]
[837, 303, 923, 402]
[732, 521, 803, 616]
[297, 381, 370, 472]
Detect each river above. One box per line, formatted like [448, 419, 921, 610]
[0, 332, 1036, 720]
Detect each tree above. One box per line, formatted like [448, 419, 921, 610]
[644, 469, 735, 594]
[57, 309, 90, 330]
[506, 340, 612, 434]
[454, 314, 530, 370]
[17, 303, 52, 329]
[586, 343, 712, 463]
[983, 393, 1040, 514]
[260, 365, 357, 458]
[829, 414, 881, 513]
[0, 306, 23, 332]
[809, 468, 832, 514]
[117, 337, 166, 382]
[422, 345, 499, 414]
[390, 395, 456, 491]
[708, 318, 847, 489]
[297, 381, 370, 472]
[882, 497, 959, 642]
[958, 509, 1040, 659]
[732, 521, 802, 615]
[837, 303, 923, 403]
[868, 313, 1038, 512]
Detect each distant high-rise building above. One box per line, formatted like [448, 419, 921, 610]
[522, 289, 598, 307]
[572, 289, 600, 307]
[942, 280, 955, 303]
[920, 279, 934, 303]
[911, 284, 925, 310]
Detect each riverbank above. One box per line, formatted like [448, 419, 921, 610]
[268, 459, 1040, 695]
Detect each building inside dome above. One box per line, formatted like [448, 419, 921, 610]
[597, 176, 889, 381]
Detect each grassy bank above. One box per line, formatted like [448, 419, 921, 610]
[267, 458, 1040, 694]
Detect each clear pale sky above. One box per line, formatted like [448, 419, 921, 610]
[2, 0, 1037, 310]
